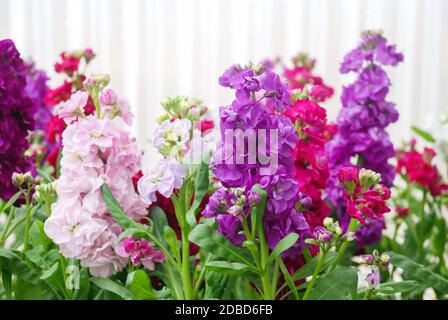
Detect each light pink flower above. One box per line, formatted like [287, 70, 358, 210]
[137, 157, 185, 205]
[58, 91, 88, 124]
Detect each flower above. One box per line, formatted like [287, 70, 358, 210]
[117, 237, 165, 270]
[57, 91, 88, 124]
[44, 85, 147, 277]
[25, 60, 49, 130]
[137, 158, 185, 205]
[313, 226, 333, 242]
[54, 51, 80, 76]
[0, 39, 36, 202]
[152, 119, 191, 157]
[396, 142, 448, 197]
[395, 205, 409, 217]
[326, 31, 403, 246]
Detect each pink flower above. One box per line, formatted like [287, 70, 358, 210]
[197, 119, 215, 133]
[137, 158, 185, 205]
[117, 237, 165, 270]
[99, 88, 117, 109]
[57, 91, 88, 124]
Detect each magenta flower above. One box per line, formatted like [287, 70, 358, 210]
[117, 237, 165, 270]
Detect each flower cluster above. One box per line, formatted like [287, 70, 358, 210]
[207, 62, 310, 255]
[117, 237, 165, 270]
[396, 140, 448, 197]
[326, 31, 402, 245]
[43, 48, 96, 170]
[0, 39, 36, 202]
[338, 167, 391, 226]
[283, 53, 334, 102]
[327, 32, 403, 202]
[44, 77, 148, 277]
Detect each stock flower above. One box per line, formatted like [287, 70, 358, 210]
[57, 91, 88, 124]
[137, 158, 185, 205]
[326, 31, 402, 246]
[152, 119, 191, 156]
[396, 142, 448, 196]
[45, 85, 147, 277]
[25, 60, 49, 130]
[54, 51, 80, 76]
[207, 62, 310, 256]
[337, 166, 391, 225]
[117, 237, 165, 270]
[0, 39, 36, 202]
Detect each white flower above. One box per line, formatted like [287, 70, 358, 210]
[152, 119, 191, 156]
[137, 158, 185, 205]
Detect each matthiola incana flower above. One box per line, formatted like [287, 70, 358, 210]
[44, 79, 147, 277]
[117, 237, 165, 270]
[206, 62, 310, 255]
[0, 39, 36, 202]
[137, 157, 185, 205]
[326, 31, 402, 245]
[153, 119, 191, 156]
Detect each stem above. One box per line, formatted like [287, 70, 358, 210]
[302, 248, 328, 300]
[257, 215, 272, 300]
[181, 227, 193, 300]
[331, 218, 357, 270]
[0, 207, 15, 245]
[23, 185, 32, 253]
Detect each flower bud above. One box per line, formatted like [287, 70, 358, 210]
[334, 226, 343, 236]
[11, 172, 24, 188]
[233, 188, 244, 198]
[188, 107, 200, 119]
[380, 254, 390, 264]
[23, 172, 34, 185]
[323, 217, 334, 228]
[313, 226, 333, 242]
[228, 205, 243, 216]
[99, 88, 117, 106]
[156, 113, 170, 124]
[247, 190, 260, 205]
[359, 168, 381, 190]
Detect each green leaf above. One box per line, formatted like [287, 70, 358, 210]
[269, 233, 298, 264]
[101, 184, 143, 230]
[40, 261, 60, 281]
[279, 259, 299, 300]
[387, 252, 448, 293]
[90, 277, 133, 300]
[189, 224, 254, 267]
[117, 228, 146, 242]
[126, 270, 156, 300]
[29, 220, 52, 251]
[1, 268, 12, 299]
[292, 251, 337, 281]
[411, 126, 436, 143]
[73, 267, 91, 300]
[205, 261, 250, 275]
[375, 280, 419, 294]
[163, 226, 180, 260]
[150, 207, 169, 245]
[0, 191, 22, 213]
[204, 270, 233, 299]
[186, 160, 209, 227]
[233, 277, 256, 299]
[308, 267, 358, 300]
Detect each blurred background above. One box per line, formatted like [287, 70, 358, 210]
[0, 0, 447, 165]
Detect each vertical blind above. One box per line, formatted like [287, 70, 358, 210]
[1, 0, 447, 164]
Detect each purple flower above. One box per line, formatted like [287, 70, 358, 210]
[355, 219, 384, 247]
[313, 226, 333, 242]
[326, 31, 403, 246]
[0, 39, 36, 202]
[25, 60, 49, 130]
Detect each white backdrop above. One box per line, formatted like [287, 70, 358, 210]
[1, 0, 447, 165]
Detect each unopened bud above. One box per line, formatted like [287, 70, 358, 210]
[99, 89, 117, 106]
[323, 217, 334, 228]
[228, 205, 243, 216]
[11, 172, 25, 188]
[247, 190, 260, 205]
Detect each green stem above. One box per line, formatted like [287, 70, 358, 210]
[302, 248, 328, 300]
[0, 207, 15, 245]
[181, 227, 193, 300]
[257, 215, 272, 300]
[23, 185, 32, 253]
[364, 289, 374, 300]
[331, 218, 357, 270]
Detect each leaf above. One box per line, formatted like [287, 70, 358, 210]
[308, 267, 358, 300]
[292, 251, 337, 281]
[150, 206, 169, 245]
[40, 261, 60, 281]
[164, 226, 180, 259]
[117, 228, 146, 242]
[101, 184, 143, 230]
[279, 259, 299, 300]
[387, 252, 448, 293]
[204, 270, 233, 299]
[189, 224, 254, 267]
[233, 277, 256, 300]
[73, 267, 90, 300]
[268, 233, 298, 264]
[205, 261, 250, 275]
[29, 220, 52, 251]
[90, 277, 133, 300]
[375, 280, 419, 294]
[411, 126, 436, 143]
[0, 191, 22, 213]
[186, 161, 209, 227]
[1, 268, 12, 299]
[126, 270, 156, 300]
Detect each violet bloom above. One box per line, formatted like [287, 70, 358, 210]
[0, 39, 36, 202]
[326, 31, 403, 246]
[25, 60, 49, 130]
